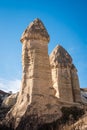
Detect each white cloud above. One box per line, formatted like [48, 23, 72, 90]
[0, 78, 21, 93]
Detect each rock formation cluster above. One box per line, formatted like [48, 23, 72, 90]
[0, 18, 82, 130]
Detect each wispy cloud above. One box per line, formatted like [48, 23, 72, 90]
[0, 78, 21, 93]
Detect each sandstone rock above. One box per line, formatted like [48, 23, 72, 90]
[69, 114, 87, 130]
[50, 45, 81, 103]
[6, 18, 61, 129]
[0, 90, 10, 106]
[71, 64, 81, 103]
[81, 88, 87, 105]
[20, 18, 50, 43]
[2, 93, 18, 108]
[0, 18, 82, 130]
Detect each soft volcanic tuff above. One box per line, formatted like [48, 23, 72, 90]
[20, 18, 50, 42]
[1, 18, 82, 130]
[6, 18, 61, 129]
[50, 45, 81, 103]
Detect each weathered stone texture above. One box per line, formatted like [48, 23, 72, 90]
[71, 65, 81, 102]
[21, 18, 50, 42]
[50, 45, 81, 103]
[2, 93, 18, 108]
[6, 18, 61, 129]
[1, 18, 82, 130]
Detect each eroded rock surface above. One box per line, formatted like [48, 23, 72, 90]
[5, 18, 61, 129]
[81, 88, 87, 105]
[2, 93, 18, 108]
[0, 18, 83, 130]
[50, 45, 81, 103]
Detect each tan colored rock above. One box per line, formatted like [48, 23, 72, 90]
[21, 18, 49, 43]
[2, 93, 18, 108]
[6, 18, 61, 129]
[81, 88, 87, 104]
[50, 45, 81, 103]
[69, 114, 87, 130]
[71, 64, 81, 103]
[2, 19, 82, 130]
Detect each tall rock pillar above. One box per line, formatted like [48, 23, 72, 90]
[71, 65, 81, 103]
[6, 19, 61, 129]
[19, 18, 58, 113]
[50, 45, 81, 103]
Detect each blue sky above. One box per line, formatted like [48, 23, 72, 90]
[0, 0, 87, 92]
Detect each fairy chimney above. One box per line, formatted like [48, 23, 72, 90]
[6, 19, 61, 129]
[50, 45, 81, 103]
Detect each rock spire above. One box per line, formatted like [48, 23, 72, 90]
[50, 45, 72, 68]
[6, 18, 61, 129]
[50, 45, 81, 103]
[1, 19, 82, 130]
[21, 18, 50, 42]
